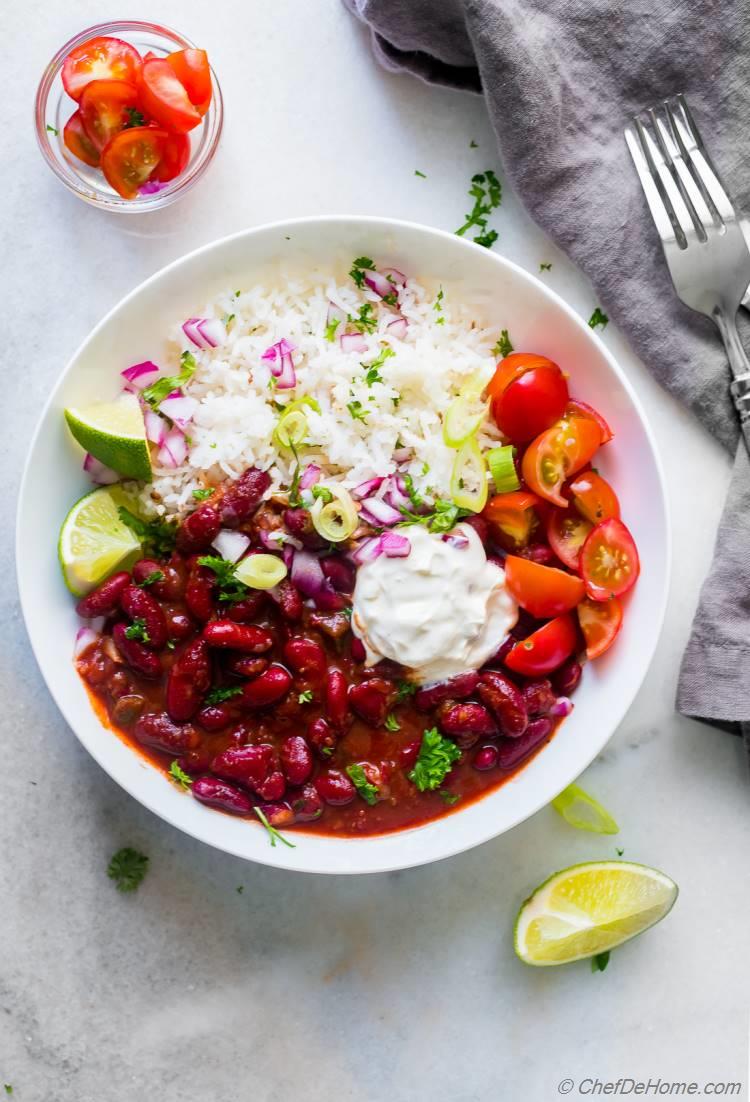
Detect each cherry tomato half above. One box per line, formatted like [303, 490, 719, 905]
[482, 491, 540, 549]
[166, 49, 212, 115]
[522, 415, 602, 507]
[152, 131, 191, 182]
[486, 352, 558, 406]
[79, 80, 141, 152]
[566, 400, 613, 445]
[101, 126, 168, 199]
[546, 509, 593, 572]
[63, 110, 100, 167]
[569, 470, 620, 525]
[62, 36, 143, 102]
[505, 556, 585, 618]
[577, 597, 623, 660]
[492, 365, 569, 444]
[580, 518, 640, 601]
[138, 58, 202, 133]
[505, 614, 578, 676]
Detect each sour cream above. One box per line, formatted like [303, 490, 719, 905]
[351, 524, 518, 685]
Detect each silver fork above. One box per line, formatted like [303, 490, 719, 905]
[625, 95, 750, 450]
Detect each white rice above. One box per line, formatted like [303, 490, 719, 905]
[139, 266, 505, 517]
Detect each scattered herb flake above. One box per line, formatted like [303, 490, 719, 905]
[363, 345, 394, 386]
[298, 690, 314, 704]
[434, 286, 445, 325]
[168, 760, 193, 790]
[204, 684, 243, 706]
[346, 764, 379, 806]
[415, 169, 426, 178]
[197, 555, 249, 604]
[311, 485, 333, 505]
[46, 123, 59, 135]
[124, 618, 150, 643]
[409, 728, 461, 792]
[324, 317, 341, 342]
[349, 256, 375, 289]
[137, 570, 165, 588]
[253, 806, 296, 848]
[588, 307, 609, 330]
[540, 262, 552, 272]
[4, 1087, 12, 1096]
[439, 790, 460, 806]
[347, 399, 369, 424]
[118, 507, 177, 558]
[124, 106, 146, 128]
[352, 302, 378, 334]
[222, 312, 236, 327]
[236, 885, 244, 894]
[591, 951, 610, 973]
[107, 847, 149, 893]
[395, 679, 417, 703]
[455, 170, 502, 248]
[492, 329, 514, 358]
[166, 640, 176, 650]
[192, 488, 213, 501]
[421, 462, 430, 476]
[384, 713, 401, 732]
[470, 139, 478, 148]
[615, 847, 625, 857]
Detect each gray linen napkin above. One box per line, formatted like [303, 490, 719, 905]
[344, 0, 750, 739]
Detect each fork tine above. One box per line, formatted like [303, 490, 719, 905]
[624, 123, 684, 247]
[668, 95, 735, 222]
[631, 114, 697, 247]
[651, 111, 712, 241]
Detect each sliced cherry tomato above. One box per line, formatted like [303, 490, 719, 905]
[152, 131, 190, 182]
[482, 491, 540, 549]
[521, 415, 602, 507]
[505, 556, 585, 618]
[62, 36, 143, 102]
[165, 49, 212, 115]
[546, 509, 593, 572]
[577, 597, 623, 660]
[486, 352, 558, 406]
[63, 110, 100, 167]
[137, 58, 202, 133]
[101, 126, 167, 199]
[566, 400, 613, 445]
[79, 80, 141, 152]
[492, 365, 569, 444]
[505, 614, 578, 676]
[580, 518, 640, 601]
[569, 470, 620, 525]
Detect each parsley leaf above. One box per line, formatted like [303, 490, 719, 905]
[349, 256, 375, 289]
[492, 329, 514, 358]
[311, 485, 333, 504]
[107, 847, 149, 893]
[408, 727, 461, 791]
[124, 106, 146, 128]
[168, 760, 193, 790]
[192, 488, 213, 501]
[125, 618, 150, 643]
[415, 169, 426, 178]
[222, 312, 235, 327]
[141, 350, 197, 409]
[117, 507, 177, 557]
[438, 790, 460, 806]
[455, 170, 502, 248]
[236, 885, 244, 894]
[298, 689, 314, 704]
[324, 317, 341, 342]
[351, 302, 378, 334]
[540, 262, 552, 272]
[470, 139, 478, 149]
[399, 497, 470, 535]
[588, 307, 609, 330]
[346, 764, 379, 806]
[434, 286, 445, 325]
[254, 806, 296, 848]
[204, 684, 243, 706]
[46, 123, 59, 135]
[363, 345, 394, 386]
[615, 846, 625, 857]
[4, 1086, 12, 1096]
[384, 713, 400, 732]
[591, 951, 610, 973]
[197, 555, 249, 604]
[137, 570, 164, 588]
[347, 399, 369, 423]
[395, 679, 417, 703]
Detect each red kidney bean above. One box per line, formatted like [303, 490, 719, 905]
[350, 637, 366, 663]
[120, 583, 168, 649]
[496, 717, 552, 770]
[283, 507, 325, 549]
[473, 744, 499, 771]
[160, 556, 189, 601]
[112, 623, 163, 679]
[312, 585, 346, 613]
[349, 678, 393, 727]
[134, 712, 199, 753]
[176, 503, 222, 553]
[227, 592, 266, 623]
[552, 659, 583, 696]
[178, 748, 213, 775]
[257, 801, 295, 827]
[211, 743, 275, 788]
[220, 468, 271, 527]
[202, 621, 274, 653]
[478, 670, 528, 738]
[75, 571, 130, 619]
[239, 664, 292, 709]
[164, 607, 195, 641]
[291, 784, 324, 822]
[166, 639, 211, 721]
[112, 694, 145, 727]
[522, 679, 557, 717]
[415, 671, 480, 712]
[309, 610, 350, 638]
[315, 769, 356, 806]
[325, 669, 349, 728]
[279, 735, 313, 786]
[307, 716, 338, 758]
[517, 543, 557, 566]
[192, 776, 252, 815]
[283, 637, 326, 681]
[320, 556, 355, 593]
[185, 563, 215, 623]
[462, 515, 490, 546]
[197, 703, 234, 731]
[255, 769, 286, 801]
[272, 578, 303, 622]
[399, 738, 422, 771]
[227, 655, 268, 679]
[131, 558, 173, 599]
[437, 701, 496, 748]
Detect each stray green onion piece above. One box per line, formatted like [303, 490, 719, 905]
[450, 437, 488, 513]
[310, 484, 358, 543]
[274, 408, 308, 449]
[487, 445, 520, 493]
[234, 553, 288, 590]
[551, 783, 620, 835]
[443, 392, 487, 448]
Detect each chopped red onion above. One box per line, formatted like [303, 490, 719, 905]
[386, 317, 408, 340]
[359, 497, 402, 527]
[139, 179, 170, 196]
[182, 317, 225, 351]
[143, 408, 167, 446]
[74, 626, 99, 658]
[83, 453, 119, 485]
[157, 427, 188, 469]
[158, 394, 198, 430]
[283, 545, 295, 569]
[442, 532, 470, 550]
[211, 529, 251, 563]
[365, 270, 396, 298]
[384, 476, 411, 512]
[550, 697, 574, 718]
[276, 352, 296, 389]
[290, 549, 326, 597]
[259, 529, 303, 552]
[121, 361, 160, 393]
[340, 332, 368, 354]
[350, 537, 384, 565]
[380, 267, 407, 286]
[380, 532, 411, 557]
[262, 339, 297, 389]
[351, 476, 384, 499]
[299, 464, 321, 490]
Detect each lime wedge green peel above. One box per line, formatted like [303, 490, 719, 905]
[552, 783, 619, 834]
[59, 486, 141, 596]
[514, 860, 678, 967]
[65, 393, 152, 481]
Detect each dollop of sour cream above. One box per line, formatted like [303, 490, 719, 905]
[351, 524, 518, 685]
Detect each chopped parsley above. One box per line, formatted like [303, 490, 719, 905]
[346, 764, 379, 806]
[615, 846, 625, 857]
[434, 286, 445, 325]
[192, 488, 213, 501]
[236, 885, 244, 894]
[438, 790, 460, 806]
[107, 847, 149, 893]
[421, 462, 430, 476]
[222, 312, 236, 327]
[298, 690, 314, 704]
[166, 640, 176, 650]
[588, 307, 609, 330]
[124, 106, 146, 128]
[395, 679, 417, 703]
[204, 684, 243, 706]
[470, 139, 478, 148]
[117, 507, 177, 557]
[363, 344, 394, 386]
[455, 170, 502, 248]
[124, 618, 150, 643]
[492, 329, 514, 358]
[253, 806, 296, 848]
[384, 713, 400, 732]
[168, 760, 194, 790]
[408, 727, 461, 791]
[311, 485, 333, 504]
[591, 951, 610, 973]
[4, 1087, 12, 1096]
[141, 350, 197, 409]
[400, 496, 469, 535]
[347, 399, 370, 424]
[137, 570, 164, 588]
[415, 169, 427, 178]
[197, 555, 249, 603]
[349, 256, 376, 289]
[540, 262, 552, 272]
[324, 317, 341, 342]
[46, 123, 59, 135]
[351, 302, 378, 334]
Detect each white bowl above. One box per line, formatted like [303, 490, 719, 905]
[16, 216, 669, 875]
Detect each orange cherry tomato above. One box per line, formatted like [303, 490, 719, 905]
[577, 597, 623, 659]
[62, 36, 143, 101]
[505, 556, 586, 618]
[521, 415, 602, 507]
[483, 491, 541, 549]
[101, 126, 168, 199]
[566, 400, 613, 445]
[152, 131, 191, 182]
[492, 365, 569, 444]
[546, 509, 593, 572]
[138, 58, 202, 133]
[79, 79, 141, 152]
[165, 49, 212, 115]
[63, 110, 100, 166]
[580, 518, 640, 601]
[569, 470, 620, 524]
[505, 614, 578, 676]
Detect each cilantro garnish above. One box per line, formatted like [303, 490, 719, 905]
[141, 350, 197, 409]
[46, 123, 59, 135]
[408, 727, 461, 791]
[455, 170, 502, 248]
[363, 345, 394, 386]
[434, 286, 445, 325]
[124, 106, 146, 128]
[470, 139, 478, 148]
[399, 495, 470, 535]
[615, 846, 625, 857]
[117, 507, 177, 557]
[324, 317, 341, 342]
[347, 399, 369, 423]
[591, 951, 610, 973]
[395, 679, 417, 702]
[137, 570, 164, 588]
[346, 764, 379, 806]
[204, 684, 243, 706]
[197, 555, 249, 603]
[192, 488, 213, 501]
[384, 713, 400, 732]
[415, 169, 426, 178]
[168, 760, 193, 790]
[253, 806, 296, 848]
[492, 329, 513, 358]
[588, 307, 609, 330]
[540, 262, 552, 272]
[349, 256, 375, 289]
[351, 302, 378, 334]
[125, 618, 150, 643]
[107, 847, 149, 892]
[298, 690, 314, 704]
[311, 485, 333, 504]
[237, 885, 244, 894]
[438, 790, 460, 806]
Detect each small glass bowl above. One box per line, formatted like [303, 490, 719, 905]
[34, 20, 223, 213]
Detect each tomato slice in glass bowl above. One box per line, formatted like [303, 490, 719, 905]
[138, 58, 202, 133]
[62, 36, 143, 101]
[492, 365, 569, 444]
[580, 518, 640, 601]
[546, 509, 593, 572]
[79, 80, 142, 152]
[152, 131, 191, 182]
[166, 49, 212, 115]
[521, 415, 602, 507]
[577, 597, 623, 660]
[569, 470, 620, 524]
[63, 110, 100, 167]
[483, 491, 541, 549]
[566, 400, 613, 445]
[101, 126, 168, 199]
[504, 613, 578, 676]
[504, 555, 585, 617]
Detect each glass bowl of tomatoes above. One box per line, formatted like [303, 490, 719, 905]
[34, 20, 223, 212]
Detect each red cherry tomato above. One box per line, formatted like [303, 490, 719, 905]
[504, 614, 578, 676]
[63, 110, 100, 166]
[79, 79, 141, 152]
[569, 470, 620, 525]
[101, 126, 168, 199]
[62, 36, 143, 102]
[482, 491, 540, 549]
[138, 58, 202, 133]
[505, 556, 586, 618]
[486, 352, 558, 405]
[522, 415, 602, 507]
[165, 49, 212, 115]
[152, 131, 191, 182]
[492, 365, 569, 443]
[566, 400, 613, 445]
[546, 509, 593, 572]
[580, 518, 640, 601]
[577, 597, 623, 660]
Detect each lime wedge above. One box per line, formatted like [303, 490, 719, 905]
[514, 860, 678, 967]
[59, 486, 141, 596]
[65, 393, 152, 481]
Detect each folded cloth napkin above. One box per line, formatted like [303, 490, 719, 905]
[344, 0, 750, 741]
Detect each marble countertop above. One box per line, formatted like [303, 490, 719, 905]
[3, 2, 748, 1099]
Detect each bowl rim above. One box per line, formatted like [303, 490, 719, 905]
[16, 214, 671, 873]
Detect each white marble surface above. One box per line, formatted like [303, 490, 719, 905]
[3, 2, 749, 1099]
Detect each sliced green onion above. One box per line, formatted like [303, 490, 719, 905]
[488, 445, 520, 493]
[310, 484, 358, 542]
[551, 783, 620, 835]
[450, 437, 488, 513]
[234, 553, 288, 590]
[443, 393, 487, 447]
[272, 396, 321, 449]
